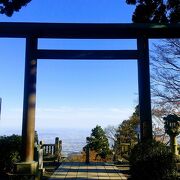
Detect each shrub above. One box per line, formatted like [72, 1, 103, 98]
[129, 139, 177, 180]
[0, 135, 22, 172]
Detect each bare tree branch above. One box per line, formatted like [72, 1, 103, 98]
[151, 39, 180, 116]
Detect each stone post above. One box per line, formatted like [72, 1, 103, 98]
[170, 135, 178, 155]
[59, 140, 62, 158]
[86, 137, 90, 164]
[55, 137, 60, 153]
[86, 145, 90, 164]
[55, 137, 60, 161]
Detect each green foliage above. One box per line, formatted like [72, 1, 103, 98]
[87, 125, 111, 159]
[126, 0, 180, 23]
[113, 105, 139, 159]
[0, 0, 31, 17]
[0, 135, 22, 171]
[129, 139, 177, 180]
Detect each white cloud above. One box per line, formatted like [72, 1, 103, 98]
[0, 106, 134, 130]
[35, 106, 133, 129]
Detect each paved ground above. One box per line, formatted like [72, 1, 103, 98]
[49, 162, 128, 180]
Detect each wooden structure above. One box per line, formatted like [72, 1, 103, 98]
[0, 22, 180, 168]
[33, 137, 62, 172]
[42, 137, 62, 159]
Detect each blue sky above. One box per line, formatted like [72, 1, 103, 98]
[0, 0, 142, 133]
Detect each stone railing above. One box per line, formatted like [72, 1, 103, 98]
[42, 137, 62, 159]
[40, 137, 62, 161]
[43, 144, 55, 155]
[34, 137, 62, 171]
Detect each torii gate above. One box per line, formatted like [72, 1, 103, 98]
[0, 22, 180, 169]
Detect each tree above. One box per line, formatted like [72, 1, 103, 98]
[126, 0, 180, 23]
[87, 125, 111, 160]
[0, 0, 31, 17]
[151, 39, 180, 118]
[104, 125, 117, 142]
[115, 105, 139, 143]
[126, 1, 180, 119]
[113, 105, 140, 160]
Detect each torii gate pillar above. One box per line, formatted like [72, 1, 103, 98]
[22, 37, 37, 162]
[15, 37, 39, 177]
[137, 36, 153, 141]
